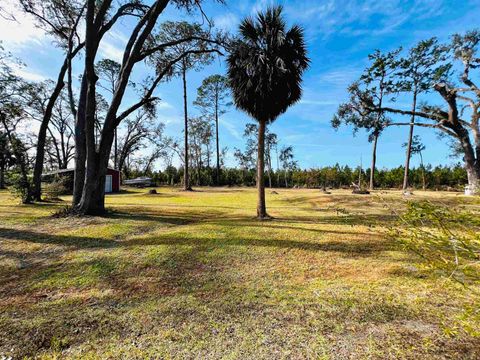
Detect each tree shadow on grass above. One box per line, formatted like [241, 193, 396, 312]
[211, 219, 387, 238]
[278, 213, 397, 227]
[124, 234, 391, 256]
[0, 228, 119, 249]
[1, 225, 391, 256]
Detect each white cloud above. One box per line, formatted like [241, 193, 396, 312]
[13, 65, 47, 81]
[98, 30, 128, 63]
[251, 0, 276, 15]
[284, 0, 446, 40]
[161, 115, 181, 125]
[0, 0, 46, 48]
[213, 12, 240, 32]
[299, 99, 339, 106]
[220, 117, 242, 141]
[157, 101, 173, 110]
[98, 41, 124, 63]
[314, 67, 361, 88]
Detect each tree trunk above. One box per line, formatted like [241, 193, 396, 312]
[455, 124, 480, 193]
[420, 152, 426, 190]
[465, 163, 480, 193]
[402, 91, 417, 191]
[76, 120, 115, 215]
[0, 161, 4, 189]
[76, 132, 114, 214]
[73, 75, 88, 206]
[256, 120, 268, 219]
[182, 63, 191, 191]
[114, 128, 118, 169]
[266, 143, 272, 188]
[369, 133, 378, 190]
[75, 0, 101, 214]
[32, 78, 66, 201]
[284, 170, 288, 188]
[215, 92, 220, 186]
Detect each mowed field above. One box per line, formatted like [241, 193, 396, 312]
[0, 187, 479, 359]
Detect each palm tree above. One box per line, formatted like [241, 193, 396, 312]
[227, 6, 309, 219]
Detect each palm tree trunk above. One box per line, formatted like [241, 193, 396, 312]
[182, 63, 191, 191]
[370, 133, 378, 190]
[215, 92, 220, 186]
[257, 120, 267, 219]
[402, 91, 417, 191]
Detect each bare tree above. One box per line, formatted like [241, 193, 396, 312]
[117, 111, 164, 174]
[402, 135, 427, 190]
[19, 0, 86, 201]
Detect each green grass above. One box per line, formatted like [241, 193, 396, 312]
[0, 187, 479, 359]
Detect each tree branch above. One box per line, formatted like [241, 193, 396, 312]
[387, 122, 459, 138]
[139, 36, 225, 60]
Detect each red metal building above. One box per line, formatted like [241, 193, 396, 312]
[105, 168, 121, 193]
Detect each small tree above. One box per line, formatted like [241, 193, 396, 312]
[96, 58, 122, 169]
[194, 74, 231, 185]
[332, 49, 401, 190]
[0, 131, 13, 189]
[402, 135, 426, 190]
[0, 46, 33, 203]
[227, 6, 309, 219]
[155, 21, 218, 191]
[398, 38, 450, 191]
[392, 201, 480, 284]
[279, 145, 297, 187]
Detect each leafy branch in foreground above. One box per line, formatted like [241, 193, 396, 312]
[391, 201, 480, 284]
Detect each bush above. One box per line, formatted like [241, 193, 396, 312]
[43, 176, 69, 200]
[9, 172, 33, 203]
[391, 201, 480, 283]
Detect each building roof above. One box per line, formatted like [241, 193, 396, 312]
[43, 168, 119, 176]
[123, 177, 153, 184]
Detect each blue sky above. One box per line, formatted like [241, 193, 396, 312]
[1, 0, 479, 170]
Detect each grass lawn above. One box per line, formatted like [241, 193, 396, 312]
[0, 187, 479, 359]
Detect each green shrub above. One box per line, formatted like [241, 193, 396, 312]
[43, 176, 69, 200]
[9, 172, 33, 203]
[391, 201, 480, 283]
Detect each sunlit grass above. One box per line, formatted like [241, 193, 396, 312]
[0, 187, 479, 359]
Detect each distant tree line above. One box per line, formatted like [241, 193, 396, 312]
[121, 162, 466, 191]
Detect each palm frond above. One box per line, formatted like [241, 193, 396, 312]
[227, 6, 309, 124]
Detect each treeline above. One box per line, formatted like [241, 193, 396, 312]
[127, 163, 467, 190]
